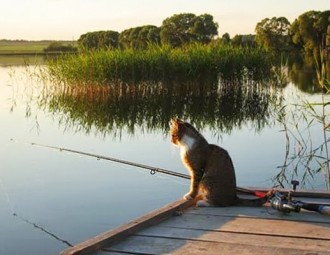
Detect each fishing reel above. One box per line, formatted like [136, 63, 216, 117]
[270, 191, 301, 213]
[269, 180, 302, 213]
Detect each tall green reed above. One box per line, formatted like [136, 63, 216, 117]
[47, 44, 273, 86]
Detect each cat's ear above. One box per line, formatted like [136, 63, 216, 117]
[170, 118, 177, 127]
[170, 118, 184, 127]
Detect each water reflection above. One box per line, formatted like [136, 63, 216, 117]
[37, 61, 328, 189]
[287, 55, 330, 93]
[41, 75, 281, 138]
[0, 55, 48, 67]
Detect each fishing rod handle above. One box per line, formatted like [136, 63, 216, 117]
[319, 206, 330, 216]
[301, 203, 330, 216]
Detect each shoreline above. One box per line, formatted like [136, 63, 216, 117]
[0, 52, 76, 56]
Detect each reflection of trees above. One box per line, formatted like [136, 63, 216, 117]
[287, 55, 330, 94]
[288, 60, 319, 93]
[44, 77, 281, 138]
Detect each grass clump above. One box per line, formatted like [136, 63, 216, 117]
[47, 44, 273, 86]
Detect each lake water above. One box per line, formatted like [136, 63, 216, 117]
[0, 59, 329, 254]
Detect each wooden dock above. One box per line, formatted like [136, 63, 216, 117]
[60, 189, 330, 255]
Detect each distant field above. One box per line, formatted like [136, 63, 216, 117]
[0, 40, 77, 55]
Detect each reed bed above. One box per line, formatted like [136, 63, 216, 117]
[47, 44, 273, 86]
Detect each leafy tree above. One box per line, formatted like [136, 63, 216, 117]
[139, 25, 161, 47]
[190, 14, 219, 43]
[231, 34, 256, 47]
[119, 25, 160, 49]
[160, 13, 218, 47]
[118, 28, 132, 49]
[44, 42, 77, 52]
[126, 27, 143, 49]
[78, 30, 119, 50]
[160, 13, 195, 47]
[290, 10, 330, 53]
[255, 17, 291, 52]
[231, 35, 243, 47]
[221, 33, 231, 44]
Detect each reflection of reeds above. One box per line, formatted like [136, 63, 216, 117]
[314, 48, 330, 189]
[38, 76, 279, 138]
[276, 50, 330, 189]
[47, 44, 273, 86]
[276, 105, 316, 188]
[271, 55, 289, 87]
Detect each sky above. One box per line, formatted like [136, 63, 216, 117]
[1, 0, 329, 41]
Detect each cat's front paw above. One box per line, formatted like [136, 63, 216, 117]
[196, 199, 212, 207]
[183, 192, 195, 200]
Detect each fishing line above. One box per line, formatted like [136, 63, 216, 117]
[0, 177, 15, 215]
[0, 168, 73, 247]
[13, 213, 73, 247]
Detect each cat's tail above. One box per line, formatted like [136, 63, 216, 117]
[235, 190, 274, 207]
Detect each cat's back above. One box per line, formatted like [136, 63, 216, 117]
[201, 143, 237, 206]
[205, 144, 235, 176]
[208, 144, 231, 159]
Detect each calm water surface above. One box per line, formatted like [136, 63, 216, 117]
[0, 61, 328, 254]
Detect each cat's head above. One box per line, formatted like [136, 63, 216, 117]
[170, 118, 198, 145]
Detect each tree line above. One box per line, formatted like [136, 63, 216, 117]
[78, 13, 218, 50]
[78, 11, 330, 55]
[255, 10, 330, 55]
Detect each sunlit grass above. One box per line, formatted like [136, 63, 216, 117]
[47, 44, 273, 86]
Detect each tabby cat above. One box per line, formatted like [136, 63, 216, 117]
[170, 118, 271, 207]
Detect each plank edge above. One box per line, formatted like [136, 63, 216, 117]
[59, 197, 197, 255]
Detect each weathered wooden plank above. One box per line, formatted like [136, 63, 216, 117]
[158, 213, 330, 240]
[59, 198, 196, 255]
[186, 204, 330, 223]
[59, 189, 330, 255]
[138, 226, 330, 252]
[102, 235, 330, 255]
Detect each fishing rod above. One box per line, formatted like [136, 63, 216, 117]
[270, 191, 330, 215]
[31, 141, 190, 179]
[11, 139, 266, 198]
[269, 180, 330, 216]
[10, 139, 330, 215]
[25, 141, 330, 215]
